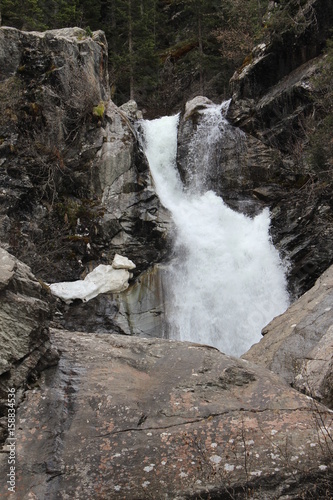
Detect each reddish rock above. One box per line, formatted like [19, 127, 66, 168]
[0, 329, 331, 499]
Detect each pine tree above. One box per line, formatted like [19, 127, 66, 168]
[1, 0, 45, 29]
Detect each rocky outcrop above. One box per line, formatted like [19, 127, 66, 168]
[0, 328, 331, 499]
[0, 27, 170, 285]
[54, 264, 168, 338]
[243, 264, 333, 410]
[0, 248, 58, 443]
[177, 96, 291, 214]
[229, 54, 322, 150]
[228, 0, 333, 149]
[92, 100, 171, 276]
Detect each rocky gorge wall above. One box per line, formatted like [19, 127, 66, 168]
[0, 15, 332, 498]
[0, 27, 170, 285]
[227, 0, 333, 296]
[0, 26, 171, 338]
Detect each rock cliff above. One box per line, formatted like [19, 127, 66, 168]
[228, 0, 333, 149]
[0, 27, 170, 285]
[0, 26, 172, 338]
[227, 0, 333, 296]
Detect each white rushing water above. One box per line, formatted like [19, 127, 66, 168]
[139, 103, 289, 357]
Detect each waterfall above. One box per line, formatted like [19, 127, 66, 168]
[138, 103, 289, 357]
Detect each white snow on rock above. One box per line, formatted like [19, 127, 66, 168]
[49, 255, 135, 304]
[112, 253, 136, 270]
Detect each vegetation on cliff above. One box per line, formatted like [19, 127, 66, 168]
[0, 1, 331, 118]
[0, 0, 270, 112]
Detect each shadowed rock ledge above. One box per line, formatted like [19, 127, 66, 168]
[0, 247, 58, 443]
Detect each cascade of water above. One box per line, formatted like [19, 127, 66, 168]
[139, 104, 289, 357]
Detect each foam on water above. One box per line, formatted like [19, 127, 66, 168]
[139, 105, 289, 356]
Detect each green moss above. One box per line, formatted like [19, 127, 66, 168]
[92, 101, 105, 119]
[56, 199, 81, 229]
[55, 197, 104, 232]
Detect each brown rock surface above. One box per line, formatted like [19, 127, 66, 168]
[1, 328, 331, 499]
[243, 264, 333, 409]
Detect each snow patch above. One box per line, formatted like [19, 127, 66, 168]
[49, 254, 135, 303]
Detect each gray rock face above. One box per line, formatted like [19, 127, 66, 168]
[228, 54, 323, 151]
[55, 264, 168, 339]
[1, 328, 331, 499]
[243, 264, 333, 409]
[0, 248, 58, 443]
[92, 100, 171, 274]
[228, 0, 333, 144]
[0, 27, 108, 280]
[113, 264, 168, 337]
[0, 27, 170, 284]
[177, 97, 289, 215]
[224, 0, 333, 297]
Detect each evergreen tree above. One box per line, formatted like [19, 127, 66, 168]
[105, 0, 159, 104]
[0, 0, 272, 110]
[1, 0, 45, 29]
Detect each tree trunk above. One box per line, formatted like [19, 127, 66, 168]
[128, 0, 134, 100]
[197, 4, 204, 94]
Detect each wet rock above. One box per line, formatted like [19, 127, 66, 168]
[243, 264, 333, 409]
[54, 264, 168, 338]
[182, 95, 214, 120]
[269, 190, 333, 297]
[177, 97, 289, 215]
[1, 328, 331, 499]
[225, 0, 333, 297]
[113, 263, 167, 337]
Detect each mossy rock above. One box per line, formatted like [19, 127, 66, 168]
[92, 101, 105, 119]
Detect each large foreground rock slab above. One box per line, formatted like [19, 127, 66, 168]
[243, 264, 333, 409]
[1, 329, 332, 499]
